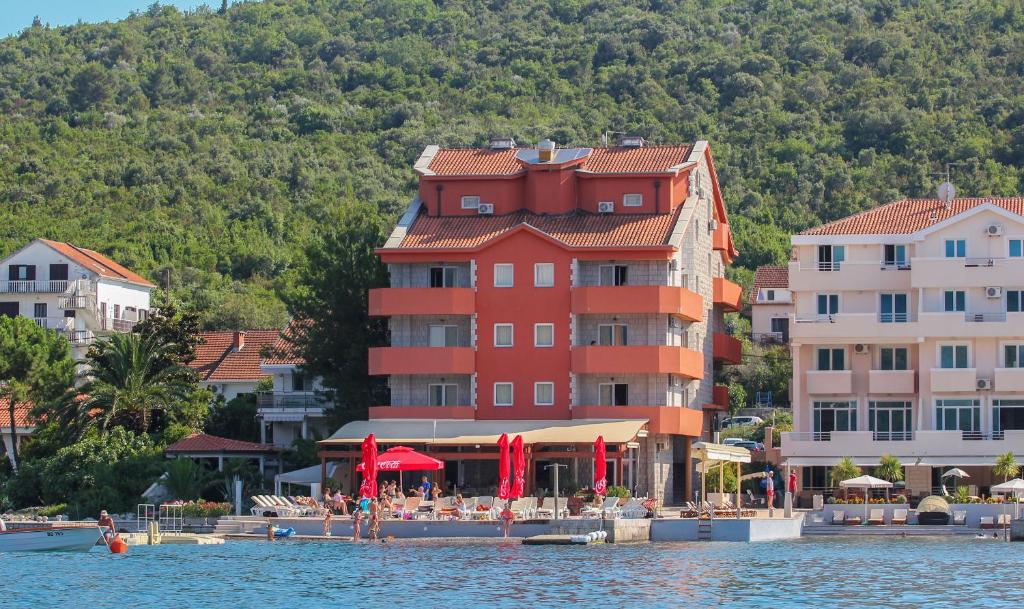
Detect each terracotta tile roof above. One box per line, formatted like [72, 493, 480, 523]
[38, 239, 157, 288]
[0, 399, 32, 429]
[801, 197, 1024, 235]
[393, 207, 683, 250]
[165, 433, 275, 454]
[262, 319, 306, 366]
[425, 145, 693, 176]
[189, 329, 281, 382]
[750, 265, 788, 304]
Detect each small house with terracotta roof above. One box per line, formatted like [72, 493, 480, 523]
[0, 238, 155, 351]
[0, 399, 33, 469]
[165, 432, 277, 474]
[750, 265, 791, 344]
[190, 329, 280, 401]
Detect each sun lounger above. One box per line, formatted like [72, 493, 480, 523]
[952, 510, 966, 525]
[680, 502, 700, 518]
[470, 496, 493, 520]
[868, 509, 885, 525]
[891, 508, 907, 525]
[536, 497, 569, 519]
[844, 514, 862, 525]
[980, 516, 995, 529]
[997, 514, 1011, 527]
[398, 497, 421, 518]
[720, 499, 757, 518]
[521, 497, 538, 519]
[831, 510, 845, 525]
[506, 498, 529, 519]
[581, 496, 621, 519]
[250, 495, 299, 518]
[621, 498, 647, 519]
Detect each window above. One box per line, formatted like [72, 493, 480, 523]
[868, 401, 913, 441]
[943, 290, 966, 312]
[622, 193, 643, 207]
[33, 303, 46, 319]
[534, 382, 554, 406]
[993, 399, 1024, 434]
[599, 383, 629, 406]
[494, 383, 513, 406]
[880, 293, 908, 323]
[878, 347, 909, 371]
[1008, 290, 1024, 313]
[494, 324, 513, 347]
[429, 384, 459, 406]
[49, 264, 68, 281]
[598, 324, 628, 346]
[812, 401, 857, 439]
[292, 373, 306, 392]
[816, 347, 845, 371]
[534, 323, 554, 347]
[936, 399, 981, 434]
[1011, 239, 1023, 258]
[8, 264, 35, 282]
[1004, 344, 1024, 368]
[766, 289, 775, 301]
[430, 266, 457, 288]
[816, 294, 839, 316]
[599, 265, 628, 286]
[816, 245, 844, 271]
[939, 344, 969, 369]
[460, 195, 480, 210]
[883, 244, 907, 267]
[534, 263, 554, 287]
[428, 325, 458, 347]
[494, 263, 514, 287]
[944, 239, 966, 258]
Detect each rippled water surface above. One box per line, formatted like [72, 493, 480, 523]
[3, 536, 1023, 608]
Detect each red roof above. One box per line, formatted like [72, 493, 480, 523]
[39, 239, 157, 288]
[801, 197, 1024, 235]
[425, 145, 693, 176]
[750, 265, 789, 304]
[165, 433, 275, 454]
[0, 399, 32, 429]
[189, 330, 281, 381]
[393, 208, 683, 250]
[262, 319, 307, 366]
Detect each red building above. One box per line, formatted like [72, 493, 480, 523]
[320, 137, 741, 504]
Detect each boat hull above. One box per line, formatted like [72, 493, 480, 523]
[0, 526, 102, 552]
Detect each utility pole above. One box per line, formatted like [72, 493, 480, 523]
[545, 463, 568, 525]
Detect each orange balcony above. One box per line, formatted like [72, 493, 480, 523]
[572, 405, 703, 436]
[704, 385, 730, 411]
[571, 286, 703, 321]
[368, 347, 475, 375]
[369, 405, 475, 420]
[712, 223, 730, 251]
[713, 277, 742, 312]
[712, 332, 742, 364]
[571, 345, 704, 379]
[368, 287, 475, 317]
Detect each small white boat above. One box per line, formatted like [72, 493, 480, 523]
[0, 522, 102, 552]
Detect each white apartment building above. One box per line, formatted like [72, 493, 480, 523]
[257, 322, 332, 448]
[750, 265, 792, 345]
[782, 197, 1024, 500]
[0, 239, 154, 354]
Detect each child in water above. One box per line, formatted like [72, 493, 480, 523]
[500, 500, 514, 539]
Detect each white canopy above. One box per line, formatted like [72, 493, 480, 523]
[839, 475, 893, 489]
[991, 478, 1024, 494]
[276, 462, 341, 485]
[941, 468, 970, 479]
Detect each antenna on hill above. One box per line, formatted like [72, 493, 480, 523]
[933, 162, 965, 210]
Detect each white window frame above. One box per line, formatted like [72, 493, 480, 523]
[1000, 341, 1024, 368]
[534, 323, 554, 348]
[937, 342, 971, 369]
[943, 289, 967, 313]
[428, 383, 459, 406]
[815, 346, 846, 371]
[493, 323, 514, 348]
[598, 323, 628, 346]
[534, 262, 554, 288]
[1009, 237, 1024, 258]
[430, 265, 458, 288]
[622, 193, 643, 207]
[534, 382, 554, 406]
[460, 195, 480, 209]
[493, 263, 514, 288]
[815, 292, 840, 317]
[494, 382, 513, 407]
[428, 324, 458, 347]
[766, 289, 775, 301]
[598, 264, 628, 286]
[598, 382, 629, 406]
[877, 346, 909, 371]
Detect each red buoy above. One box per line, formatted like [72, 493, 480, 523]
[109, 536, 128, 554]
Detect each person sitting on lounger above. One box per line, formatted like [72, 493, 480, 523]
[379, 489, 394, 518]
[332, 488, 349, 515]
[323, 488, 335, 511]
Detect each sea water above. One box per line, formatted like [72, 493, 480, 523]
[2, 536, 1022, 608]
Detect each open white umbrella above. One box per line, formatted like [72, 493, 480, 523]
[839, 475, 893, 524]
[941, 468, 970, 492]
[991, 478, 1024, 529]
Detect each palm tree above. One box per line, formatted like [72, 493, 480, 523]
[80, 333, 192, 434]
[876, 454, 904, 501]
[994, 451, 1019, 482]
[831, 456, 861, 500]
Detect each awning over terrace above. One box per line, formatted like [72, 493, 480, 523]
[320, 418, 649, 446]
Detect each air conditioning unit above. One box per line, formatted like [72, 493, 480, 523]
[977, 378, 993, 391]
[854, 344, 867, 354]
[709, 218, 719, 231]
[986, 223, 1003, 236]
[477, 203, 494, 215]
[986, 286, 1003, 298]
[598, 201, 614, 214]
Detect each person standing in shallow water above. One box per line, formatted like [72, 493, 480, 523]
[765, 471, 775, 516]
[352, 505, 363, 542]
[368, 498, 381, 541]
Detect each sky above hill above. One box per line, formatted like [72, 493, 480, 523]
[0, 1, 210, 37]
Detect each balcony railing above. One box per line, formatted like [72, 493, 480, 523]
[872, 431, 914, 441]
[0, 280, 71, 293]
[100, 318, 139, 332]
[879, 261, 911, 270]
[60, 329, 94, 345]
[786, 432, 831, 442]
[752, 332, 787, 345]
[879, 312, 912, 323]
[257, 392, 325, 409]
[816, 261, 842, 272]
[965, 312, 1006, 323]
[964, 257, 1001, 267]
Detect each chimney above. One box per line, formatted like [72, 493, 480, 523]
[232, 330, 246, 352]
[538, 138, 556, 163]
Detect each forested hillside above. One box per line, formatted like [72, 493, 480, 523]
[3, 0, 1024, 324]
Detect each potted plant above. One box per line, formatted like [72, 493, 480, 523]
[831, 456, 861, 501]
[876, 454, 904, 502]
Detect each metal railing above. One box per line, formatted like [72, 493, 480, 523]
[59, 329, 94, 345]
[0, 280, 70, 293]
[786, 432, 832, 442]
[965, 312, 1007, 323]
[879, 312, 912, 323]
[872, 431, 914, 441]
[964, 257, 1000, 267]
[816, 261, 842, 272]
[100, 317, 139, 332]
[879, 261, 911, 270]
[795, 314, 837, 323]
[256, 391, 325, 409]
[752, 332, 787, 345]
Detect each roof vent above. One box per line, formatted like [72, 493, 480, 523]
[538, 139, 556, 162]
[619, 135, 645, 148]
[489, 137, 516, 150]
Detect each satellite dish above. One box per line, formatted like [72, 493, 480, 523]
[938, 182, 956, 204]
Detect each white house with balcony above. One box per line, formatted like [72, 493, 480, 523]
[257, 321, 332, 448]
[782, 196, 1024, 501]
[750, 265, 792, 345]
[0, 239, 154, 353]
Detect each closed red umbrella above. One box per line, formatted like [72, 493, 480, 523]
[510, 435, 525, 499]
[497, 433, 511, 500]
[359, 434, 378, 500]
[594, 435, 607, 496]
[356, 446, 444, 472]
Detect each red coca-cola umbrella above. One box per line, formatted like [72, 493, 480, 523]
[358, 434, 378, 500]
[510, 435, 525, 499]
[356, 446, 443, 472]
[497, 433, 511, 500]
[594, 435, 607, 496]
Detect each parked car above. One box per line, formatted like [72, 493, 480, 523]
[721, 437, 745, 446]
[733, 440, 765, 452]
[721, 416, 764, 429]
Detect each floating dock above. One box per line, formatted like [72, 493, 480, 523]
[522, 534, 605, 545]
